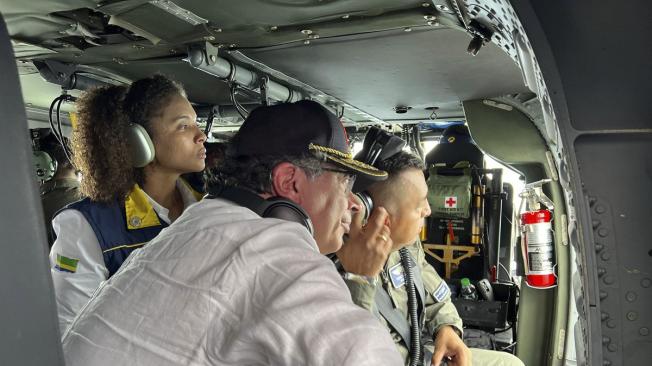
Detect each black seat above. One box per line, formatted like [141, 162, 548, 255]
[425, 124, 484, 169]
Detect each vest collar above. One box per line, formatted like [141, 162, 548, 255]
[124, 181, 204, 230]
[125, 184, 161, 230]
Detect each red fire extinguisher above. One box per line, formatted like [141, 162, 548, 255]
[519, 179, 557, 289]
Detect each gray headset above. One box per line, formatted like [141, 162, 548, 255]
[353, 127, 407, 220]
[126, 123, 155, 168]
[30, 129, 58, 182]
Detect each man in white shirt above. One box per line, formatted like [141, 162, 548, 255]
[62, 100, 404, 365]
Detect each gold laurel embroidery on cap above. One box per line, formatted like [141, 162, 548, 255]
[329, 157, 388, 177]
[308, 143, 387, 177]
[308, 143, 352, 159]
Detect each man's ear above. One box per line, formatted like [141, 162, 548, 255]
[270, 162, 305, 203]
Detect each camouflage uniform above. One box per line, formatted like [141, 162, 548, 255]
[41, 178, 81, 247]
[344, 239, 524, 366]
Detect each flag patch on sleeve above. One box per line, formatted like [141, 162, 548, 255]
[55, 254, 79, 273]
[433, 281, 450, 302]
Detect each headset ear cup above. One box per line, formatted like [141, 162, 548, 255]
[126, 123, 155, 168]
[33, 151, 57, 182]
[264, 198, 314, 236]
[212, 187, 315, 236]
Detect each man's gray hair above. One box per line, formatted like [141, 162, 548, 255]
[206, 149, 327, 195]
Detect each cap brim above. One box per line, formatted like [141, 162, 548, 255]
[326, 154, 387, 179]
[308, 143, 387, 186]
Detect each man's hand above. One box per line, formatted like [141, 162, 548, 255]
[432, 325, 471, 366]
[336, 206, 393, 277]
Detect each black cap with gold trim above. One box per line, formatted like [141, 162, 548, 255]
[232, 100, 387, 182]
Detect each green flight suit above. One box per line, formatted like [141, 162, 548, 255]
[41, 178, 81, 247]
[344, 239, 524, 366]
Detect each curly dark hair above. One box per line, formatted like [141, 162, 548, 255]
[72, 74, 185, 203]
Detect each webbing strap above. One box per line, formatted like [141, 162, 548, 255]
[374, 251, 427, 346]
[411, 256, 427, 320]
[375, 285, 411, 346]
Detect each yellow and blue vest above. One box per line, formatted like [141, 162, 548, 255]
[67, 184, 202, 277]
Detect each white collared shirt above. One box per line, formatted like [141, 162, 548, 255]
[62, 198, 403, 366]
[49, 180, 199, 336]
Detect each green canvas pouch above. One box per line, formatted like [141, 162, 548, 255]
[427, 162, 472, 219]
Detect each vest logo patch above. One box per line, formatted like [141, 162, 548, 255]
[388, 263, 405, 289]
[54, 254, 79, 273]
[129, 216, 142, 228]
[433, 281, 450, 302]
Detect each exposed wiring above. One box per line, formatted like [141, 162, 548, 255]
[498, 341, 517, 352]
[229, 84, 250, 119]
[48, 93, 76, 166]
[493, 323, 513, 334]
[498, 262, 513, 281]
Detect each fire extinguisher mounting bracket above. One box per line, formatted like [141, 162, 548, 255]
[519, 178, 554, 211]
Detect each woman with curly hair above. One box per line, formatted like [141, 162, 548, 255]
[49, 74, 206, 334]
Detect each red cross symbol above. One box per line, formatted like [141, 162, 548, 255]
[445, 197, 457, 208]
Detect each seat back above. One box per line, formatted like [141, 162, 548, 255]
[423, 125, 487, 280]
[0, 15, 65, 365]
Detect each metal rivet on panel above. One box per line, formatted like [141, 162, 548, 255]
[588, 196, 597, 206]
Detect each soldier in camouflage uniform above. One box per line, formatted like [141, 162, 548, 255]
[336, 149, 524, 366]
[36, 129, 81, 247]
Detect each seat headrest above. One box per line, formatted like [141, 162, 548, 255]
[440, 124, 474, 144]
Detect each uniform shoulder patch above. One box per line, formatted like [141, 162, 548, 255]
[388, 263, 405, 288]
[433, 281, 450, 302]
[54, 254, 79, 273]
